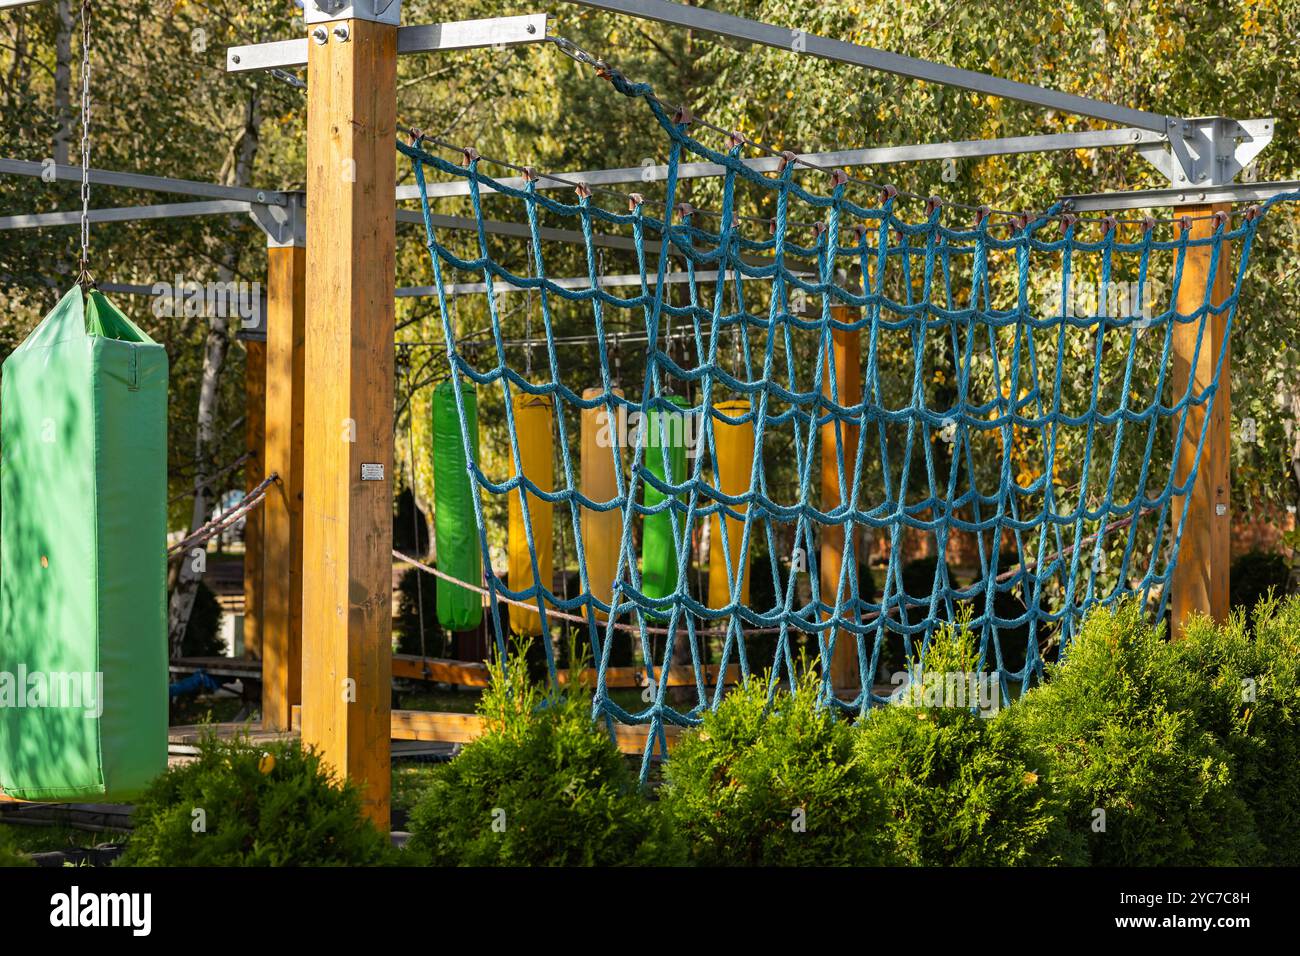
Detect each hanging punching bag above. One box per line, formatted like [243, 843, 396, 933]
[432, 380, 482, 632]
[507, 392, 554, 636]
[580, 386, 623, 620]
[707, 399, 754, 610]
[640, 395, 690, 612]
[0, 287, 168, 802]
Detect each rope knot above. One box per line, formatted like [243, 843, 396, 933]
[1176, 214, 1193, 233]
[1059, 213, 1078, 235]
[626, 192, 645, 211]
[1141, 215, 1157, 234]
[777, 150, 799, 173]
[1243, 205, 1262, 222]
[1212, 210, 1230, 230]
[828, 168, 849, 188]
[973, 205, 993, 228]
[574, 182, 593, 201]
[879, 183, 899, 204]
[521, 166, 540, 183]
[461, 146, 481, 166]
[924, 195, 943, 216]
[672, 104, 695, 126]
[675, 202, 696, 221]
[1100, 215, 1118, 235]
[727, 130, 747, 149]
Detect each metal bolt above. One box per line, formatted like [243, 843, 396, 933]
[333, 24, 350, 42]
[527, 23, 536, 34]
[1216, 504, 1228, 517]
[231, 54, 241, 64]
[311, 26, 328, 45]
[256, 191, 267, 203]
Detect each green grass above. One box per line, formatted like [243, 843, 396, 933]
[392, 764, 443, 821]
[169, 696, 248, 725]
[394, 686, 482, 713]
[0, 822, 128, 856]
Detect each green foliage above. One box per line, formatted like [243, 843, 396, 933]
[1175, 597, 1300, 865]
[180, 579, 225, 658]
[1006, 603, 1261, 866]
[119, 736, 393, 867]
[856, 622, 1086, 865]
[1228, 549, 1292, 615]
[662, 670, 892, 866]
[0, 825, 33, 867]
[406, 644, 685, 866]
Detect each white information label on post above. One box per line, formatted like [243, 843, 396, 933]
[361, 463, 385, 481]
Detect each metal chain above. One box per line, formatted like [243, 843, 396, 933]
[76, 0, 92, 284]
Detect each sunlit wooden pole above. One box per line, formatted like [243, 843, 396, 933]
[302, 14, 397, 828]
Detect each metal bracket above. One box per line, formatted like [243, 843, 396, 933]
[1139, 117, 1274, 187]
[248, 192, 305, 248]
[303, 0, 401, 26]
[228, 14, 549, 73]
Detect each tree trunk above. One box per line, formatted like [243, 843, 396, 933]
[167, 90, 262, 658]
[53, 0, 73, 166]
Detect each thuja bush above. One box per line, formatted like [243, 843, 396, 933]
[120, 737, 393, 866]
[1175, 597, 1300, 865]
[1005, 602, 1261, 866]
[406, 645, 685, 866]
[661, 670, 892, 866]
[855, 622, 1086, 866]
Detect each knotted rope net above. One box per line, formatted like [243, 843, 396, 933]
[400, 50, 1295, 771]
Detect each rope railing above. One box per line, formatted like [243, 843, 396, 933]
[167, 472, 277, 557]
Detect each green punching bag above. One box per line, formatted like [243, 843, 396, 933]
[0, 287, 168, 802]
[640, 395, 690, 612]
[432, 380, 483, 632]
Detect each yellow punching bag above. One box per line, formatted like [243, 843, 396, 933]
[508, 392, 554, 636]
[581, 386, 623, 619]
[708, 399, 754, 610]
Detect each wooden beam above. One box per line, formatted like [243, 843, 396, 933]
[290, 706, 683, 756]
[1171, 203, 1233, 639]
[387, 654, 742, 689]
[242, 340, 266, 660]
[262, 244, 306, 729]
[391, 654, 491, 686]
[821, 307, 862, 689]
[302, 17, 397, 829]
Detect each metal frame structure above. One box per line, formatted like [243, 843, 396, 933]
[226, 13, 549, 72]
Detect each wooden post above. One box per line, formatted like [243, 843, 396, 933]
[1171, 203, 1232, 640]
[303, 16, 397, 828]
[243, 340, 266, 660]
[821, 306, 862, 691]
[262, 230, 306, 730]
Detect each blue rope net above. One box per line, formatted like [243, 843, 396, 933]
[400, 59, 1294, 772]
